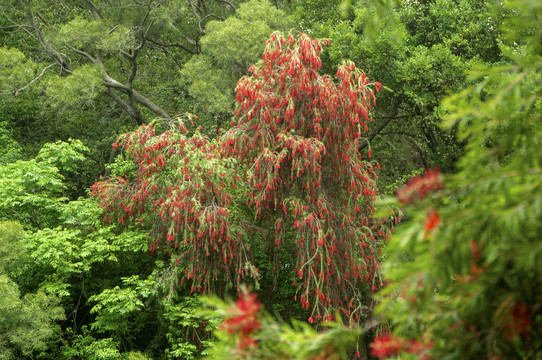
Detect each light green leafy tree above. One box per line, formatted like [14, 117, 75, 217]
[0, 139, 88, 227]
[0, 0, 237, 124]
[0, 221, 65, 360]
[180, 0, 292, 133]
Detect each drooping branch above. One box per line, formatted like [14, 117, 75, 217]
[17, 0, 72, 75]
[358, 111, 401, 151]
[145, 37, 197, 55]
[0, 63, 58, 96]
[105, 87, 143, 124]
[214, 0, 237, 11]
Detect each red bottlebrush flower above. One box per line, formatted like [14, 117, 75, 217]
[375, 82, 382, 92]
[470, 264, 486, 275]
[396, 168, 444, 204]
[371, 334, 433, 359]
[469, 241, 480, 263]
[237, 334, 258, 349]
[505, 301, 532, 340]
[370, 334, 404, 358]
[423, 209, 440, 231]
[223, 292, 261, 335]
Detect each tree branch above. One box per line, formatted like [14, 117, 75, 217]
[412, 140, 429, 169]
[379, 131, 429, 169]
[358, 115, 397, 151]
[104, 76, 171, 121]
[145, 37, 197, 54]
[17, 0, 72, 74]
[214, 0, 237, 10]
[188, 0, 204, 33]
[0, 63, 58, 96]
[84, 0, 103, 19]
[69, 45, 97, 63]
[0, 24, 32, 29]
[133, 89, 172, 120]
[105, 87, 143, 124]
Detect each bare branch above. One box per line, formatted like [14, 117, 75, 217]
[145, 37, 197, 54]
[133, 89, 172, 120]
[188, 0, 203, 33]
[0, 63, 58, 96]
[17, 0, 72, 74]
[358, 114, 398, 152]
[69, 45, 97, 63]
[412, 140, 429, 169]
[105, 88, 143, 124]
[214, 0, 237, 11]
[84, 0, 104, 19]
[0, 17, 37, 39]
[104, 74, 171, 121]
[35, 11, 49, 26]
[126, 56, 138, 88]
[200, 13, 224, 23]
[0, 24, 32, 29]
[103, 75, 131, 92]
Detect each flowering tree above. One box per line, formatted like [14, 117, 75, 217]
[91, 31, 390, 327]
[222, 31, 390, 325]
[91, 119, 253, 295]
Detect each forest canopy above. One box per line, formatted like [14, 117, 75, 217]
[0, 0, 540, 359]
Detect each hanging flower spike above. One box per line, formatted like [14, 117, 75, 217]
[424, 209, 441, 231]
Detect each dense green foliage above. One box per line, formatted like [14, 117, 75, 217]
[375, 0, 542, 357]
[1, 0, 541, 359]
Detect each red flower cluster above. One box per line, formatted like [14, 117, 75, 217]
[370, 334, 403, 358]
[423, 209, 441, 231]
[223, 292, 261, 335]
[505, 301, 532, 340]
[397, 168, 444, 205]
[222, 291, 262, 350]
[370, 333, 433, 359]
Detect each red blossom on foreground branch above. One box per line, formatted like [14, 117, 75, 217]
[221, 291, 262, 350]
[423, 209, 441, 231]
[370, 333, 433, 359]
[505, 301, 532, 340]
[370, 334, 403, 358]
[223, 292, 261, 335]
[396, 168, 444, 205]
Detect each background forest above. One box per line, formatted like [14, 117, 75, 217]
[0, 0, 540, 359]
